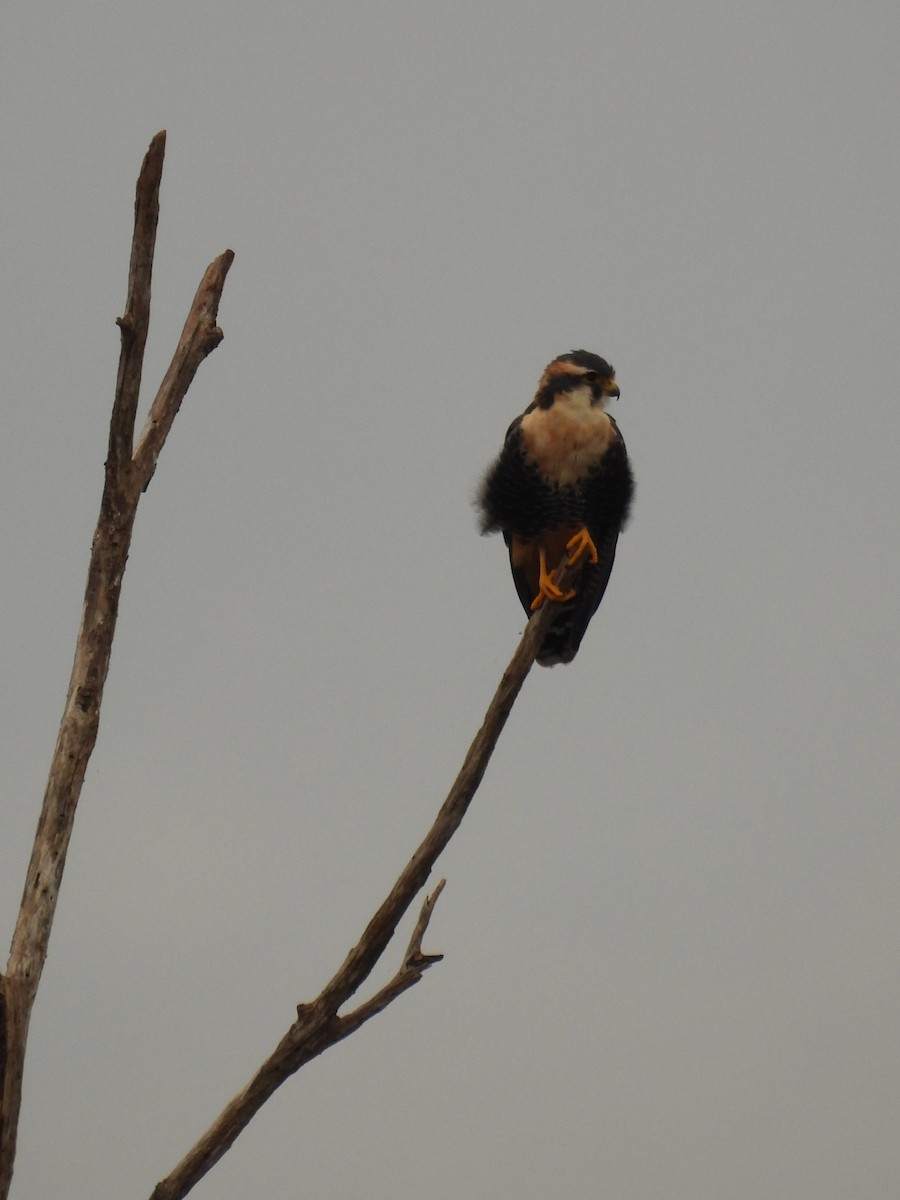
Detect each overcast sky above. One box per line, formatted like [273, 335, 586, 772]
[2, 2, 899, 1198]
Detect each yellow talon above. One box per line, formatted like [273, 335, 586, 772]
[566, 527, 598, 566]
[530, 546, 576, 611]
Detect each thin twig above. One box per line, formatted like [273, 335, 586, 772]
[132, 250, 234, 492]
[0, 133, 232, 1200]
[109, 131, 165, 480]
[149, 567, 579, 1200]
[404, 876, 446, 968]
[337, 878, 447, 1035]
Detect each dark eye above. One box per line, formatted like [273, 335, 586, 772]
[582, 371, 597, 382]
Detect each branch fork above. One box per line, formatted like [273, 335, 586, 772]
[0, 131, 233, 1200]
[0, 131, 574, 1200]
[151, 585, 565, 1199]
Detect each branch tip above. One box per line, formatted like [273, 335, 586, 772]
[140, 131, 167, 181]
[403, 878, 447, 969]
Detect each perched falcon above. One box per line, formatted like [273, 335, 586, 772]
[478, 350, 634, 666]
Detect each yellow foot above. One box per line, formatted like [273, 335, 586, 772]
[530, 546, 576, 611]
[566, 527, 599, 566]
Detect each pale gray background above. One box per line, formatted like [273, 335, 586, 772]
[2, 2, 899, 1197]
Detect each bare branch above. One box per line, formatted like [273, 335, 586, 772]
[0, 134, 232, 1200]
[336, 878, 447, 1035]
[109, 130, 166, 480]
[0, 130, 587, 1200]
[132, 250, 234, 492]
[149, 572, 578, 1200]
[404, 876, 446, 968]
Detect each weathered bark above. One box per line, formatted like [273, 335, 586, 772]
[1, 129, 578, 1200]
[0, 131, 232, 1200]
[149, 569, 573, 1200]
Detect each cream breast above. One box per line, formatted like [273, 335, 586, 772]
[519, 387, 613, 487]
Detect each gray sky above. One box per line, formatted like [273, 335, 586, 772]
[2, 1, 899, 1197]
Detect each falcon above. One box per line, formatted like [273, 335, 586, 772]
[478, 350, 634, 666]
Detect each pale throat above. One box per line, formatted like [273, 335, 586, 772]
[520, 385, 613, 487]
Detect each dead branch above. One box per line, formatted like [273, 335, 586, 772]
[132, 251, 233, 492]
[149, 573, 576, 1200]
[0, 130, 583, 1200]
[109, 130, 165, 479]
[0, 132, 232, 1200]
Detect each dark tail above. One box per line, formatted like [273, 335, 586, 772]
[535, 531, 619, 666]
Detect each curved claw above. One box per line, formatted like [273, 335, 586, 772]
[566, 527, 599, 566]
[530, 546, 576, 611]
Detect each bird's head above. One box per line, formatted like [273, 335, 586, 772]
[535, 350, 620, 410]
